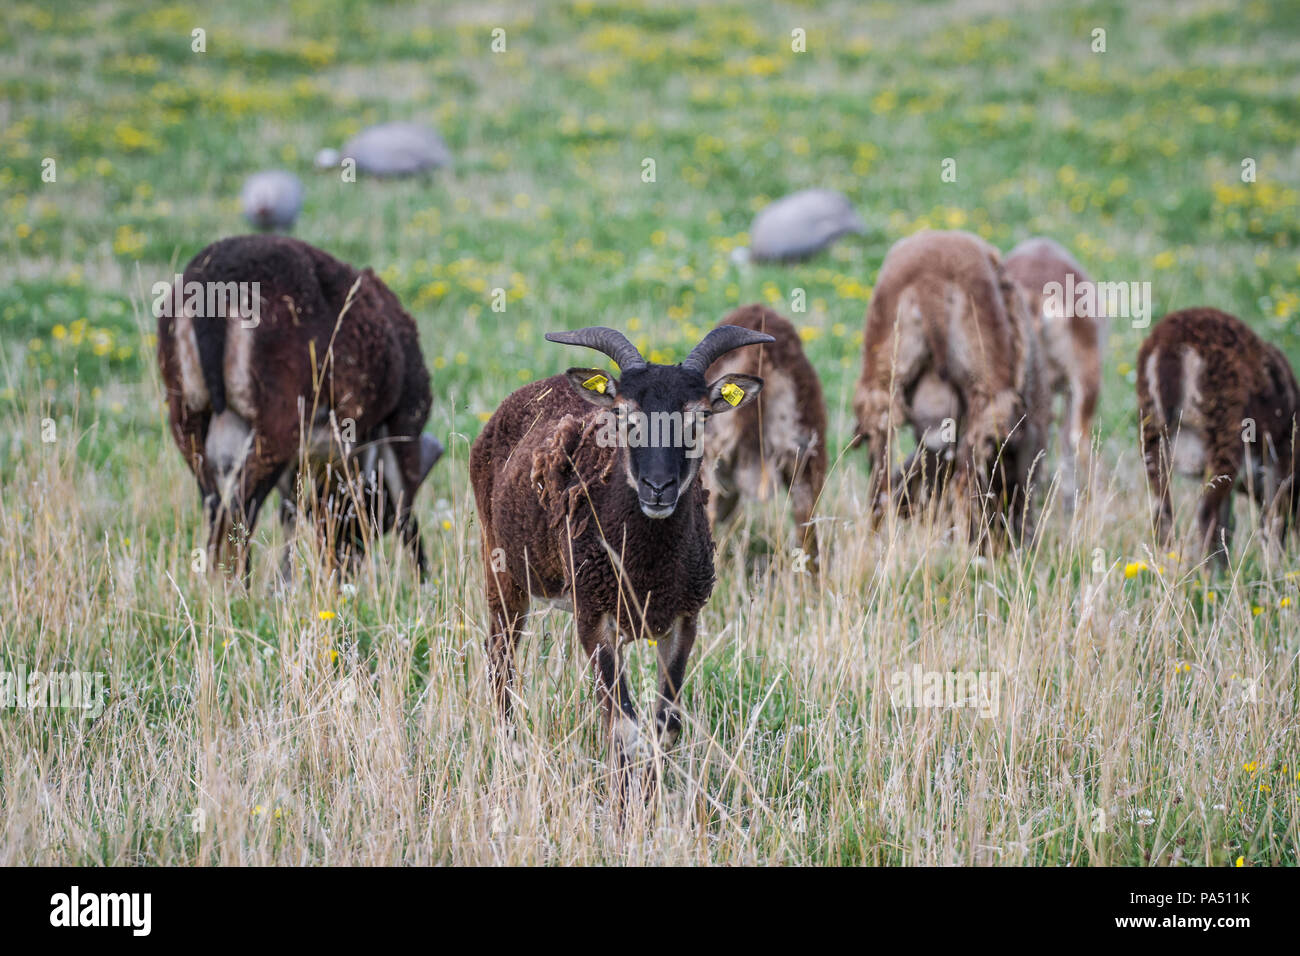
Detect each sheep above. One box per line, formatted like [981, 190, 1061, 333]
[239, 170, 304, 233]
[1002, 237, 1106, 507]
[156, 234, 443, 579]
[701, 304, 828, 572]
[469, 324, 773, 785]
[741, 189, 866, 264]
[1136, 307, 1299, 562]
[852, 230, 1048, 542]
[314, 122, 451, 178]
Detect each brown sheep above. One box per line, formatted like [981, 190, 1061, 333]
[702, 304, 828, 572]
[156, 235, 443, 579]
[852, 230, 1049, 542]
[469, 325, 772, 789]
[1003, 237, 1105, 507]
[1136, 307, 1299, 561]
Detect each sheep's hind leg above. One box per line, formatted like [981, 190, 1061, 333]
[1143, 423, 1174, 545]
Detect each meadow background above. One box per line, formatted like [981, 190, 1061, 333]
[1, 0, 1298, 864]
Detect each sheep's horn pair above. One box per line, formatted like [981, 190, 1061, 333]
[546, 325, 774, 374]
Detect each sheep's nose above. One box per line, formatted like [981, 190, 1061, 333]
[640, 476, 677, 500]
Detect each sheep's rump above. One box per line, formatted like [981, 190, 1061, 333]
[157, 234, 432, 494]
[1002, 237, 1103, 397]
[854, 230, 1033, 449]
[1137, 307, 1299, 478]
[704, 304, 828, 501]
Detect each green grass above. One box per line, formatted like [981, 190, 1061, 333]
[0, 0, 1298, 865]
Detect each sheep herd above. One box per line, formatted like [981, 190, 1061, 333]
[157, 220, 1299, 795]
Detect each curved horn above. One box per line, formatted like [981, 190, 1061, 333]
[680, 326, 775, 375]
[544, 326, 647, 371]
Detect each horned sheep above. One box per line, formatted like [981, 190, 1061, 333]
[469, 325, 772, 783]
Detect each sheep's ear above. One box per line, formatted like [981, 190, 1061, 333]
[414, 434, 444, 488]
[564, 367, 619, 407]
[707, 373, 763, 413]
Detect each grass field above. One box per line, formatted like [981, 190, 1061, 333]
[2, 0, 1299, 865]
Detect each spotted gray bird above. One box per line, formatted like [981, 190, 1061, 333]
[315, 122, 451, 178]
[239, 170, 304, 232]
[746, 188, 866, 263]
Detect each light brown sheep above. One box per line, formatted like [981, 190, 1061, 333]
[1003, 237, 1105, 507]
[703, 304, 828, 572]
[852, 230, 1048, 543]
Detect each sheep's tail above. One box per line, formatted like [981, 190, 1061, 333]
[1154, 345, 1184, 427]
[187, 278, 228, 416]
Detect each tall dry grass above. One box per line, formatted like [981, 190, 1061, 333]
[1, 386, 1295, 865]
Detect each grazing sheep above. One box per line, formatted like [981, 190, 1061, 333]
[239, 170, 304, 233]
[852, 230, 1048, 542]
[702, 304, 828, 571]
[470, 325, 772, 784]
[745, 189, 866, 263]
[1137, 307, 1299, 561]
[157, 234, 443, 579]
[314, 122, 451, 177]
[1003, 237, 1106, 506]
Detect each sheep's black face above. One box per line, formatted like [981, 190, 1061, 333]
[565, 364, 764, 519]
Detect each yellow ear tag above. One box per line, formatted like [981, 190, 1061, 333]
[582, 374, 608, 394]
[720, 382, 744, 406]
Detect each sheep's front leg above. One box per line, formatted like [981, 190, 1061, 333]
[206, 471, 277, 583]
[484, 561, 528, 722]
[785, 460, 820, 575]
[399, 512, 429, 578]
[654, 615, 697, 751]
[854, 385, 902, 524]
[578, 613, 641, 781]
[234, 474, 279, 585]
[276, 468, 299, 583]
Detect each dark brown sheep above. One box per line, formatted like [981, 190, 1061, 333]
[1136, 307, 1299, 561]
[156, 234, 442, 578]
[852, 230, 1048, 543]
[469, 325, 772, 787]
[703, 304, 828, 571]
[1002, 237, 1105, 507]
